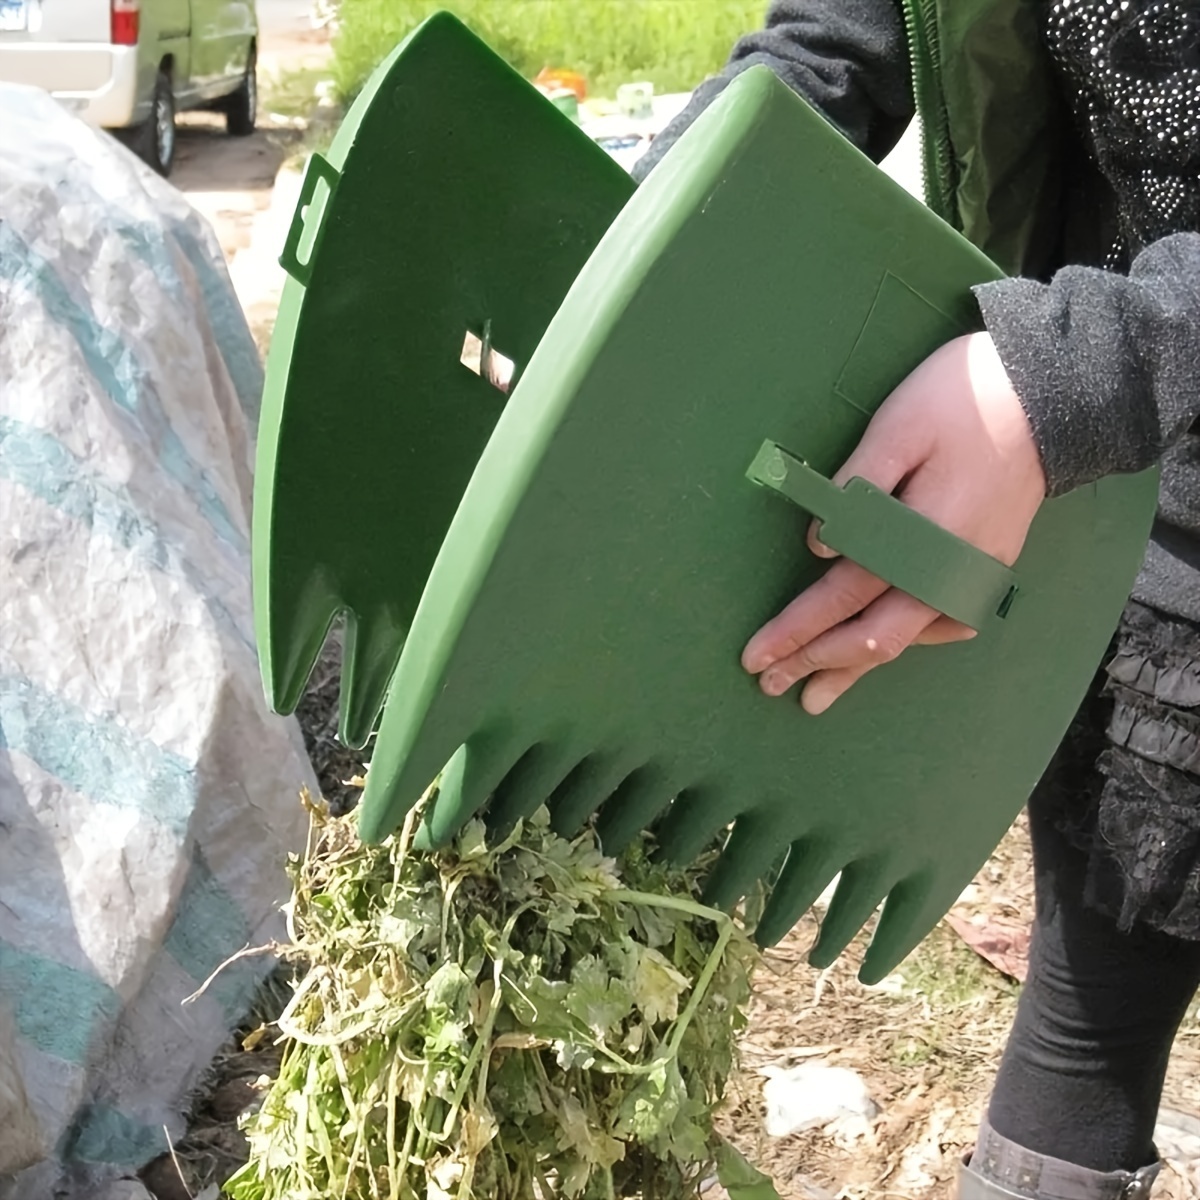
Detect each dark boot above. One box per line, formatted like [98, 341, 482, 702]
[958, 1121, 1160, 1200]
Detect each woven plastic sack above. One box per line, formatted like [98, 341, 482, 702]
[0, 85, 311, 1198]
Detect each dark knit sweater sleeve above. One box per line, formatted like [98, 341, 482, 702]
[630, 0, 914, 183]
[975, 233, 1200, 498]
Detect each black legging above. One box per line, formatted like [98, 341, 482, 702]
[987, 786, 1200, 1172]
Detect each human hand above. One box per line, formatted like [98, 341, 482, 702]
[742, 332, 1047, 714]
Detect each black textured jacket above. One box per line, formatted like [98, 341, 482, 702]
[632, 0, 1200, 624]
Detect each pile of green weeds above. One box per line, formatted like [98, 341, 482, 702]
[227, 796, 775, 1200]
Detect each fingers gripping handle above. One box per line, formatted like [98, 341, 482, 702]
[747, 441, 1018, 631]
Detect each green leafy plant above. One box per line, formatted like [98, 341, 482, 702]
[330, 0, 766, 103]
[226, 794, 766, 1199]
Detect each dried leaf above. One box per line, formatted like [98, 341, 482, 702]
[944, 912, 1030, 982]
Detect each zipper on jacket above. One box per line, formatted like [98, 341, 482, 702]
[899, 0, 960, 228]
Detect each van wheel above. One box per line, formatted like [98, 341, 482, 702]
[131, 68, 176, 175]
[225, 47, 257, 137]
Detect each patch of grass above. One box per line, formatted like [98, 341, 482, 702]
[257, 65, 343, 168]
[259, 65, 333, 118]
[885, 923, 1019, 1078]
[331, 0, 766, 103]
[890, 1036, 935, 1068]
[899, 922, 1019, 1012]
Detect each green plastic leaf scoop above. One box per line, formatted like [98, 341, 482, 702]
[252, 12, 633, 750]
[253, 13, 1157, 980]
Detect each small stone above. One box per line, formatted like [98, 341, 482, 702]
[761, 1062, 879, 1138]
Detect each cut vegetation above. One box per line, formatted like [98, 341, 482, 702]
[226, 794, 764, 1200]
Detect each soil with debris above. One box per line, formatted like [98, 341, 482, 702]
[716, 816, 1200, 1200]
[715, 835, 1028, 1200]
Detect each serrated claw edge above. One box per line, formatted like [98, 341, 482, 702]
[754, 837, 844, 948]
[595, 764, 682, 855]
[807, 858, 896, 969]
[548, 752, 642, 837]
[486, 741, 588, 838]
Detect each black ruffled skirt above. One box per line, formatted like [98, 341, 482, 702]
[1034, 600, 1200, 940]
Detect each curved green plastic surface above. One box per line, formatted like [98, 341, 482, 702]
[252, 12, 633, 747]
[350, 61, 1157, 981]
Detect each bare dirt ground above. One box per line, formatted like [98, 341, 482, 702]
[174, 114, 295, 263]
[717, 817, 1200, 1200]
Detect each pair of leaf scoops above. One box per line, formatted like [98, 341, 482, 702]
[252, 12, 1156, 983]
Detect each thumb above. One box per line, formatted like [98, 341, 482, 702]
[807, 411, 926, 558]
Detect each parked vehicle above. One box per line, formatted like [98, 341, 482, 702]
[0, 0, 258, 175]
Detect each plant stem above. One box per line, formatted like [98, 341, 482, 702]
[384, 1049, 404, 1200]
[455, 903, 534, 1199]
[603, 889, 731, 927]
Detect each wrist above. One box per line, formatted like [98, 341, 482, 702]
[966, 331, 1047, 501]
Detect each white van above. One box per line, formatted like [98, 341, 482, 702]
[0, 0, 258, 175]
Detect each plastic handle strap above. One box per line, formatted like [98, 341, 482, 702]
[747, 441, 1018, 630]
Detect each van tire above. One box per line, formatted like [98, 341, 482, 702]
[225, 47, 257, 137]
[130, 68, 176, 176]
